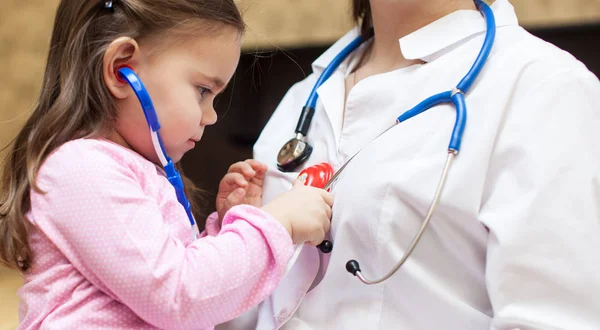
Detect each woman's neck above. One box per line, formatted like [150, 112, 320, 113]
[366, 0, 477, 71]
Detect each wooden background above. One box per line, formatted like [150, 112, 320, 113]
[1, 0, 600, 328]
[240, 0, 600, 48]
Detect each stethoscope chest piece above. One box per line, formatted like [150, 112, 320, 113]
[277, 135, 313, 172]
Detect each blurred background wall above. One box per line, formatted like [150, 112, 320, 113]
[1, 0, 600, 328]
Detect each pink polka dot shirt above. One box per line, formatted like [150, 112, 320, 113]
[17, 138, 293, 329]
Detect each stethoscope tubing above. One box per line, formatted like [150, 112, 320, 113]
[346, 0, 496, 284]
[117, 67, 199, 238]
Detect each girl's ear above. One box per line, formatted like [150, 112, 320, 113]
[102, 37, 141, 99]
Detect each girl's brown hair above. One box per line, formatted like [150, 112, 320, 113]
[352, 0, 372, 38]
[0, 0, 244, 272]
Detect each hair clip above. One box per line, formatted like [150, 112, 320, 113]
[103, 1, 115, 11]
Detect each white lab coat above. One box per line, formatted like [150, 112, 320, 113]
[217, 1, 600, 329]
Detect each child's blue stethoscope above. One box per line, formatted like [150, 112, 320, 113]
[116, 66, 199, 240]
[279, 0, 496, 285]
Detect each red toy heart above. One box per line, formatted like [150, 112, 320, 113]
[297, 162, 334, 189]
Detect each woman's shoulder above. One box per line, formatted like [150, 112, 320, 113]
[496, 26, 596, 82]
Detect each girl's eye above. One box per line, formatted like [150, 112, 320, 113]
[197, 86, 213, 99]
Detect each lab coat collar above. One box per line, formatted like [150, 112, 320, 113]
[401, 0, 518, 62]
[312, 0, 518, 71]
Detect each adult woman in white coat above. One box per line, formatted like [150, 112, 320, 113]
[220, 0, 600, 329]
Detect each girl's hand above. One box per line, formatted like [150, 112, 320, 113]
[261, 180, 333, 245]
[216, 159, 268, 223]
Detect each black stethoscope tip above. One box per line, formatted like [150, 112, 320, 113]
[317, 240, 333, 253]
[346, 260, 361, 276]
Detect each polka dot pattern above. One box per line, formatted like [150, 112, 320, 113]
[17, 138, 294, 329]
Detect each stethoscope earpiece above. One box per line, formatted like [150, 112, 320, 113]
[346, 260, 361, 276]
[115, 65, 135, 83]
[317, 240, 333, 254]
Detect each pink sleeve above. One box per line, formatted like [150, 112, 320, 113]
[31, 145, 293, 330]
[200, 212, 222, 238]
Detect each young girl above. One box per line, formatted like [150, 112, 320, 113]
[0, 0, 333, 329]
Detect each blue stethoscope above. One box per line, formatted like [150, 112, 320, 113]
[116, 66, 199, 240]
[278, 0, 496, 284]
